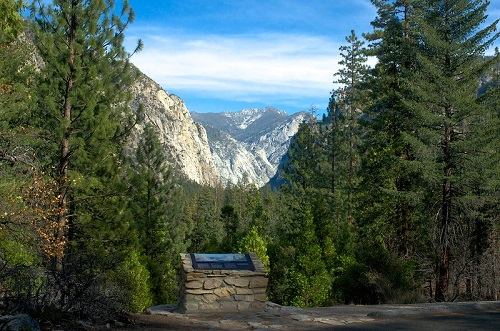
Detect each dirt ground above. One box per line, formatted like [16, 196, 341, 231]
[112, 313, 212, 331]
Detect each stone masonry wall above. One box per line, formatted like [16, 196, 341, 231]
[179, 253, 268, 312]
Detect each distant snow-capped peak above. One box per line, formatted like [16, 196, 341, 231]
[221, 107, 287, 130]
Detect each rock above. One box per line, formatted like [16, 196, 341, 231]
[203, 278, 223, 290]
[224, 278, 250, 287]
[214, 287, 236, 297]
[0, 314, 41, 331]
[146, 304, 178, 315]
[179, 253, 268, 312]
[127, 67, 220, 186]
[201, 294, 218, 303]
[236, 288, 255, 295]
[191, 107, 310, 187]
[185, 289, 213, 295]
[186, 273, 205, 281]
[249, 277, 269, 288]
[247, 321, 269, 329]
[291, 313, 312, 322]
[185, 280, 203, 289]
[254, 293, 267, 302]
[234, 294, 255, 302]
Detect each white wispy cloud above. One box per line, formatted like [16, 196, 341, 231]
[122, 0, 380, 112]
[126, 31, 345, 106]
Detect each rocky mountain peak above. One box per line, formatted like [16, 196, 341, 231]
[221, 107, 287, 130]
[192, 108, 310, 187]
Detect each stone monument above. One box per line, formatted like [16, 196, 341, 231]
[178, 252, 268, 312]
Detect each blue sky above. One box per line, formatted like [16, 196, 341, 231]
[124, 0, 499, 114]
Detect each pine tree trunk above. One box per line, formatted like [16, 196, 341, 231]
[398, 2, 412, 257]
[56, 7, 77, 273]
[348, 72, 355, 225]
[348, 105, 354, 225]
[435, 118, 453, 302]
[397, 147, 410, 257]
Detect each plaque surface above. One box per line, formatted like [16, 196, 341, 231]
[190, 253, 255, 270]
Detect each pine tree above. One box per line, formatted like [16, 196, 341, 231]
[189, 185, 222, 252]
[0, 0, 23, 44]
[237, 225, 269, 269]
[0, 1, 64, 310]
[272, 203, 330, 307]
[128, 123, 186, 304]
[408, 0, 498, 301]
[326, 95, 354, 256]
[29, 0, 144, 311]
[281, 121, 316, 192]
[1, 0, 36, 167]
[359, 0, 425, 258]
[331, 30, 369, 226]
[460, 48, 500, 299]
[220, 204, 240, 252]
[131, 124, 172, 257]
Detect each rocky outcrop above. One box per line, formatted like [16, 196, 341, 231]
[128, 68, 219, 186]
[192, 108, 309, 187]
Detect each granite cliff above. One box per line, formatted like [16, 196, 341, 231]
[128, 68, 220, 186]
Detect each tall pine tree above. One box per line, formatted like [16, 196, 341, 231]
[408, 0, 498, 301]
[29, 0, 146, 312]
[331, 30, 369, 227]
[360, 0, 426, 258]
[129, 123, 189, 304]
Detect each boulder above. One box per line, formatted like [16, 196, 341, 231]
[0, 314, 40, 331]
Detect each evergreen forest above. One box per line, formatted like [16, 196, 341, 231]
[1, 0, 499, 324]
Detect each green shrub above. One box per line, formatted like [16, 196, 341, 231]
[238, 226, 270, 269]
[332, 241, 414, 304]
[111, 251, 152, 313]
